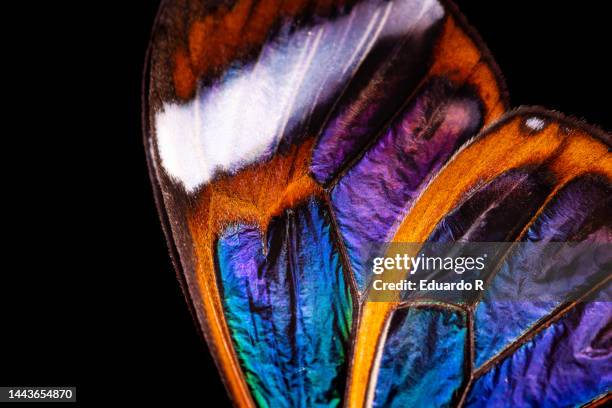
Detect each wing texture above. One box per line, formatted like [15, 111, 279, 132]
[144, 1, 610, 407]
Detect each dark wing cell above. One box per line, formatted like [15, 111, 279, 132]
[474, 174, 611, 369]
[330, 77, 484, 292]
[467, 287, 612, 408]
[216, 198, 352, 407]
[373, 306, 467, 408]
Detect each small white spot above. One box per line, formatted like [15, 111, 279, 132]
[525, 116, 545, 131]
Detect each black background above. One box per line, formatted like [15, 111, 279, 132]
[1, 0, 609, 406]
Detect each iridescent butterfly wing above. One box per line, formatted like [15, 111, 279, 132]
[143, 0, 611, 406]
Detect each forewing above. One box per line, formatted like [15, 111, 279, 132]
[144, 0, 506, 406]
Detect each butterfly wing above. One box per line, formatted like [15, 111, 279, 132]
[361, 109, 611, 407]
[144, 1, 609, 407]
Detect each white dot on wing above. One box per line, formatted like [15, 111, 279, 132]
[525, 116, 545, 131]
